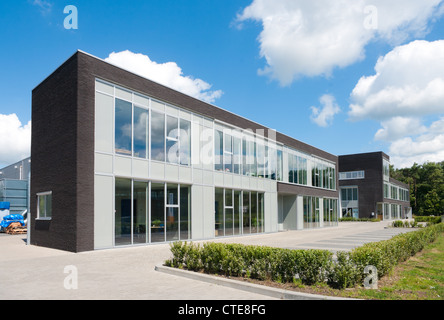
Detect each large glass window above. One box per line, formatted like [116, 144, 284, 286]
[215, 188, 224, 236]
[166, 183, 179, 241]
[180, 186, 191, 240]
[323, 198, 338, 227]
[242, 191, 250, 234]
[224, 133, 233, 173]
[303, 196, 320, 229]
[115, 99, 132, 156]
[151, 111, 165, 161]
[233, 136, 241, 174]
[133, 107, 149, 159]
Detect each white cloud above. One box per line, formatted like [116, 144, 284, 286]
[310, 94, 341, 127]
[237, 0, 444, 85]
[105, 50, 223, 104]
[0, 114, 31, 167]
[348, 40, 444, 168]
[31, 0, 53, 15]
[349, 40, 444, 121]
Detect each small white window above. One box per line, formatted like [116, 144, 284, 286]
[37, 192, 52, 220]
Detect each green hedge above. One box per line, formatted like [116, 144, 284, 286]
[414, 216, 442, 225]
[165, 223, 444, 289]
[339, 217, 380, 222]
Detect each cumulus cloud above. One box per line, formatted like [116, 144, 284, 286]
[105, 50, 223, 104]
[237, 0, 444, 85]
[310, 94, 341, 127]
[348, 40, 444, 168]
[0, 114, 31, 167]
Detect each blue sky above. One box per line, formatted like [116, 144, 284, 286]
[1, 0, 444, 168]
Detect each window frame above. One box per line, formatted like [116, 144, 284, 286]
[37, 191, 52, 220]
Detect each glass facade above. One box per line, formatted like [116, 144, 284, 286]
[215, 188, 264, 237]
[115, 178, 191, 246]
[95, 79, 340, 249]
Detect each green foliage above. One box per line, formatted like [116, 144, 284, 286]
[165, 224, 444, 290]
[339, 217, 380, 222]
[391, 161, 444, 216]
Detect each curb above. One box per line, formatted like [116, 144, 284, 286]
[155, 265, 358, 300]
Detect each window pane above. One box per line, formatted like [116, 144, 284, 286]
[166, 116, 179, 164]
[180, 119, 191, 166]
[234, 191, 241, 235]
[115, 178, 132, 246]
[133, 181, 147, 244]
[251, 192, 258, 233]
[214, 130, 223, 171]
[180, 186, 191, 240]
[133, 107, 148, 159]
[353, 188, 358, 201]
[233, 136, 241, 174]
[277, 150, 283, 181]
[258, 193, 264, 233]
[167, 184, 178, 205]
[215, 188, 224, 237]
[242, 192, 250, 234]
[166, 207, 179, 241]
[225, 208, 233, 236]
[151, 111, 165, 161]
[225, 189, 233, 207]
[151, 183, 165, 243]
[115, 99, 132, 156]
[224, 133, 233, 173]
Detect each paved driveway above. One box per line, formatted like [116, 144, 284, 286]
[0, 221, 415, 300]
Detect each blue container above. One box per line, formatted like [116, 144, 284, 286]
[0, 202, 10, 210]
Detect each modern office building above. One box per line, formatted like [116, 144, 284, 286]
[30, 50, 339, 253]
[338, 152, 411, 220]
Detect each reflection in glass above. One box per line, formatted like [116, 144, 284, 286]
[151, 183, 165, 243]
[180, 186, 191, 240]
[115, 99, 132, 156]
[180, 119, 191, 166]
[133, 181, 147, 243]
[133, 107, 148, 158]
[215, 188, 224, 237]
[151, 111, 165, 161]
[243, 192, 250, 234]
[115, 178, 132, 246]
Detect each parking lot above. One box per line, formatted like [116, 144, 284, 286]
[0, 221, 415, 300]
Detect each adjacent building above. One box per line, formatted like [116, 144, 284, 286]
[0, 157, 31, 215]
[30, 50, 339, 253]
[338, 152, 411, 220]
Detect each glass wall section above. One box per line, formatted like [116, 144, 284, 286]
[133, 107, 149, 159]
[215, 188, 224, 236]
[166, 184, 179, 241]
[256, 141, 266, 178]
[180, 186, 191, 240]
[115, 99, 132, 156]
[234, 190, 241, 235]
[384, 203, 390, 220]
[383, 158, 390, 181]
[133, 181, 148, 244]
[151, 111, 165, 162]
[242, 191, 251, 234]
[224, 189, 234, 236]
[180, 119, 191, 166]
[214, 130, 223, 171]
[303, 196, 320, 229]
[233, 136, 241, 174]
[323, 198, 338, 227]
[215, 188, 264, 237]
[166, 116, 179, 164]
[224, 132, 233, 173]
[251, 192, 258, 233]
[276, 149, 283, 181]
[115, 178, 132, 246]
[150, 183, 165, 243]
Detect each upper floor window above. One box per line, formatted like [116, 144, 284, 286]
[339, 171, 365, 180]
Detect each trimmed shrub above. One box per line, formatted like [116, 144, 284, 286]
[165, 223, 444, 289]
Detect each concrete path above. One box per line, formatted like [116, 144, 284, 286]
[0, 221, 415, 300]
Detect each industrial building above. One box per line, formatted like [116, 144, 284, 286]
[0, 157, 30, 216]
[30, 50, 339, 252]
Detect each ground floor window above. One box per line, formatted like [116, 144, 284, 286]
[115, 178, 191, 246]
[303, 196, 320, 229]
[215, 188, 264, 237]
[323, 198, 338, 227]
[37, 191, 52, 219]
